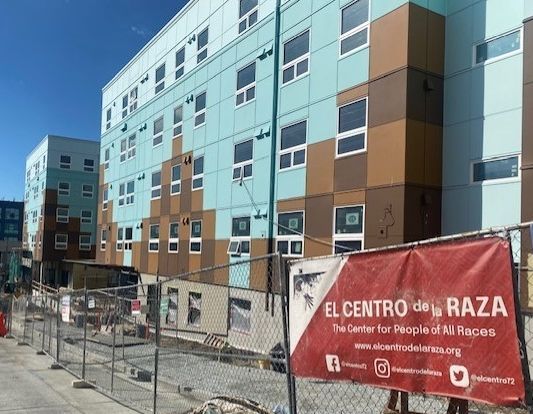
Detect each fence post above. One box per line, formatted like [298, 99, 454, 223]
[48, 295, 53, 353]
[7, 295, 13, 337]
[279, 253, 297, 414]
[30, 296, 35, 346]
[56, 294, 61, 363]
[40, 293, 46, 353]
[21, 296, 28, 344]
[153, 281, 161, 414]
[111, 289, 118, 393]
[82, 288, 88, 380]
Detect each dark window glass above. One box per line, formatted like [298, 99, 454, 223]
[237, 63, 256, 90]
[283, 31, 309, 65]
[234, 140, 253, 163]
[174, 106, 183, 125]
[473, 156, 519, 182]
[278, 212, 303, 235]
[172, 164, 181, 181]
[335, 206, 363, 234]
[281, 121, 307, 150]
[193, 156, 204, 175]
[156, 63, 165, 83]
[341, 0, 369, 34]
[240, 0, 258, 17]
[152, 171, 161, 187]
[476, 30, 521, 64]
[175, 47, 185, 67]
[196, 92, 206, 112]
[232, 217, 251, 237]
[191, 221, 202, 238]
[150, 224, 160, 239]
[334, 240, 362, 254]
[339, 99, 367, 133]
[154, 116, 164, 135]
[341, 28, 368, 55]
[198, 27, 209, 50]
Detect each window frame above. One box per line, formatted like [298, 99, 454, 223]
[169, 222, 179, 253]
[155, 62, 166, 94]
[104, 147, 110, 170]
[153, 115, 164, 147]
[187, 292, 202, 327]
[197, 27, 209, 64]
[151, 170, 162, 200]
[175, 46, 185, 80]
[58, 181, 70, 197]
[238, 0, 259, 35]
[338, 0, 370, 58]
[472, 27, 523, 67]
[276, 210, 305, 258]
[171, 164, 181, 195]
[56, 207, 69, 224]
[189, 219, 202, 254]
[122, 93, 128, 119]
[128, 134, 136, 159]
[332, 204, 365, 255]
[228, 297, 252, 334]
[173, 105, 183, 136]
[192, 155, 204, 191]
[82, 184, 94, 198]
[106, 108, 111, 130]
[102, 188, 109, 210]
[100, 228, 107, 251]
[470, 154, 521, 185]
[235, 62, 256, 107]
[149, 224, 160, 252]
[84, 158, 95, 172]
[55, 234, 68, 250]
[79, 235, 92, 251]
[336, 97, 368, 158]
[120, 138, 127, 162]
[194, 91, 207, 128]
[81, 210, 93, 224]
[116, 227, 124, 251]
[282, 29, 310, 86]
[233, 139, 254, 181]
[129, 86, 138, 113]
[279, 119, 308, 171]
[59, 155, 71, 169]
[228, 216, 251, 257]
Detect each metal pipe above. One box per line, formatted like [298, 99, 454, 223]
[82, 288, 88, 380]
[111, 289, 118, 393]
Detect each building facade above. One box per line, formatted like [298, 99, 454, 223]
[0, 200, 24, 287]
[24, 135, 100, 286]
[97, 0, 447, 288]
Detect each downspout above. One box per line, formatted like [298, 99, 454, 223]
[267, 0, 282, 309]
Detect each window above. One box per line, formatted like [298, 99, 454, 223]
[337, 97, 367, 156]
[84, 158, 95, 172]
[280, 120, 307, 170]
[103, 188, 109, 210]
[236, 62, 256, 106]
[472, 155, 520, 183]
[106, 108, 111, 130]
[58, 182, 70, 196]
[81, 210, 92, 224]
[122, 94, 128, 118]
[475, 29, 521, 65]
[340, 0, 369, 56]
[149, 224, 160, 252]
[101, 229, 107, 251]
[334, 205, 364, 254]
[192, 156, 204, 190]
[129, 87, 138, 112]
[283, 30, 310, 84]
[128, 135, 136, 159]
[173, 105, 183, 136]
[155, 63, 165, 94]
[228, 216, 251, 256]
[116, 227, 132, 251]
[187, 292, 202, 327]
[79, 235, 91, 251]
[104, 148, 110, 170]
[120, 138, 127, 162]
[197, 27, 209, 64]
[56, 208, 69, 223]
[175, 47, 185, 80]
[169, 222, 179, 253]
[6, 208, 18, 220]
[171, 164, 181, 195]
[194, 92, 206, 127]
[229, 298, 251, 333]
[118, 180, 135, 206]
[82, 184, 94, 198]
[276, 211, 304, 257]
[239, 0, 258, 34]
[117, 227, 124, 251]
[151, 171, 162, 199]
[60, 155, 71, 169]
[190, 220, 202, 253]
[153, 116, 164, 147]
[55, 234, 68, 250]
[233, 139, 253, 181]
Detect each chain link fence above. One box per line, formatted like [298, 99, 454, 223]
[1, 227, 533, 414]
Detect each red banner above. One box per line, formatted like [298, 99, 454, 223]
[289, 237, 525, 407]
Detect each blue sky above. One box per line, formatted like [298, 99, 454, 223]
[0, 0, 187, 200]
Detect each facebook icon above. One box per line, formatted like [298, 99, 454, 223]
[325, 355, 341, 373]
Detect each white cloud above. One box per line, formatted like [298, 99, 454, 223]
[131, 26, 149, 37]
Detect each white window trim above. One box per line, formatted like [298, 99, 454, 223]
[103, 188, 109, 211]
[276, 210, 305, 258]
[238, 0, 258, 35]
[56, 208, 69, 224]
[126, 181, 135, 205]
[79, 235, 92, 251]
[84, 159, 95, 172]
[149, 224, 160, 252]
[120, 138, 127, 163]
[118, 183, 125, 207]
[190, 220, 202, 254]
[470, 153, 521, 185]
[171, 164, 181, 195]
[472, 27, 523, 68]
[122, 93, 129, 119]
[58, 181, 70, 197]
[338, 0, 370, 59]
[175, 47, 185, 80]
[129, 86, 138, 113]
[100, 229, 107, 251]
[228, 217, 251, 257]
[173, 106, 183, 137]
[82, 184, 94, 199]
[332, 204, 365, 255]
[197, 27, 209, 64]
[279, 119, 308, 171]
[194, 92, 207, 128]
[117, 228, 124, 251]
[233, 139, 254, 181]
[59, 155, 71, 169]
[128, 135, 136, 159]
[155, 63, 166, 93]
[81, 210, 93, 224]
[104, 148, 110, 170]
[153, 116, 164, 147]
[55, 234, 68, 250]
[235, 63, 256, 108]
[192, 156, 204, 191]
[124, 227, 133, 251]
[336, 97, 368, 158]
[282, 30, 310, 86]
[151, 171, 162, 200]
[169, 222, 179, 253]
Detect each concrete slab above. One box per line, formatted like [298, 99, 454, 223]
[0, 337, 137, 413]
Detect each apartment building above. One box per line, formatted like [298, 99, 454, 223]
[0, 200, 24, 285]
[97, 0, 446, 290]
[24, 135, 100, 286]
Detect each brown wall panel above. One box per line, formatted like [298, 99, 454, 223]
[523, 82, 533, 168]
[277, 197, 305, 212]
[132, 242, 141, 270]
[172, 137, 183, 159]
[366, 119, 406, 187]
[170, 196, 181, 216]
[334, 190, 366, 206]
[305, 238, 332, 258]
[151, 199, 161, 218]
[189, 254, 201, 272]
[191, 190, 203, 213]
[365, 186, 405, 248]
[181, 179, 192, 212]
[405, 120, 443, 187]
[251, 238, 268, 258]
[369, 4, 409, 79]
[201, 239, 215, 270]
[403, 185, 441, 242]
[406, 69, 444, 126]
[178, 240, 190, 274]
[337, 84, 369, 107]
[182, 152, 193, 179]
[305, 194, 333, 238]
[215, 240, 229, 268]
[306, 139, 335, 196]
[147, 251, 158, 275]
[203, 210, 216, 240]
[368, 69, 407, 128]
[334, 153, 367, 192]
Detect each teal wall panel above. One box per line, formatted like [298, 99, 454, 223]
[337, 47, 369, 92]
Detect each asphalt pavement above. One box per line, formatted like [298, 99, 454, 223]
[0, 337, 136, 414]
